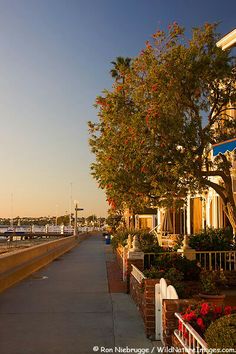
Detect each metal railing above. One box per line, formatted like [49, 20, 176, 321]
[195, 250, 236, 271]
[174, 312, 208, 353]
[131, 264, 146, 284]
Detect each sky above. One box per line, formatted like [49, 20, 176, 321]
[0, 0, 235, 218]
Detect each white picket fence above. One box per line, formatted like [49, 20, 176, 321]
[130, 267, 209, 352]
[174, 312, 208, 353]
[131, 264, 146, 284]
[155, 278, 179, 341]
[155, 278, 208, 353]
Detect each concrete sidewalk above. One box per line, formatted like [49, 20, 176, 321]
[0, 234, 159, 354]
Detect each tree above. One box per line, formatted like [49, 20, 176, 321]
[89, 23, 236, 232]
[57, 215, 70, 225]
[106, 209, 123, 232]
[110, 56, 131, 82]
[86, 215, 97, 224]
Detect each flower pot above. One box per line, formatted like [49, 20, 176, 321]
[198, 293, 225, 305]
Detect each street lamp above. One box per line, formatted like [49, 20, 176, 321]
[74, 202, 84, 236]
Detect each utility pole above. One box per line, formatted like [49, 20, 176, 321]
[55, 204, 59, 226]
[74, 202, 84, 236]
[10, 193, 14, 229]
[69, 183, 72, 227]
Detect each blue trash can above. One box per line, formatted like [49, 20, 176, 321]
[105, 235, 111, 245]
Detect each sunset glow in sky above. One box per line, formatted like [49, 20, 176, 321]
[0, 0, 235, 218]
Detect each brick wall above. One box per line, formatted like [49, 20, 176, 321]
[130, 274, 145, 320]
[143, 278, 160, 338]
[127, 258, 144, 272]
[162, 298, 198, 347]
[130, 274, 160, 339]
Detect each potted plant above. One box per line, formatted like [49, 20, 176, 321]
[199, 270, 226, 304]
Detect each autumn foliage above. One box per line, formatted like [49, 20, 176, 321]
[89, 23, 236, 229]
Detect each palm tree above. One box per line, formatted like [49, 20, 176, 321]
[110, 56, 131, 83]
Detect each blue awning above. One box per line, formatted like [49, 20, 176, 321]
[213, 138, 236, 156]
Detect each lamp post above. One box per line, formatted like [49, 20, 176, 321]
[74, 202, 84, 236]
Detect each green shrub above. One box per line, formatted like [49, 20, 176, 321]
[136, 230, 162, 252]
[143, 266, 193, 298]
[165, 267, 184, 283]
[164, 268, 187, 298]
[205, 314, 236, 350]
[143, 267, 165, 279]
[153, 253, 201, 281]
[143, 267, 184, 283]
[143, 253, 201, 298]
[111, 228, 163, 252]
[111, 229, 130, 249]
[189, 227, 234, 251]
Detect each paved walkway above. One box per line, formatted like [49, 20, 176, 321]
[0, 234, 159, 354]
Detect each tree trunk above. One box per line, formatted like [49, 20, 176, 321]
[204, 173, 236, 236]
[225, 201, 236, 236]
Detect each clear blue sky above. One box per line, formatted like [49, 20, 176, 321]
[0, 0, 235, 218]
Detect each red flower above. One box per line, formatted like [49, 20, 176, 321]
[178, 321, 183, 331]
[214, 306, 223, 315]
[140, 166, 147, 173]
[185, 311, 196, 322]
[145, 40, 152, 49]
[224, 306, 232, 315]
[96, 97, 107, 106]
[196, 317, 205, 330]
[116, 85, 123, 92]
[200, 303, 210, 316]
[178, 322, 187, 339]
[180, 303, 236, 337]
[151, 84, 158, 92]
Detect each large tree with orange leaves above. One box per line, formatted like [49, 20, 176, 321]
[89, 23, 236, 232]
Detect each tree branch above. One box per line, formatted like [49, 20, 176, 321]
[200, 170, 226, 179]
[203, 179, 227, 204]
